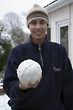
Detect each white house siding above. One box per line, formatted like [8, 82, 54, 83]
[49, 6, 69, 42]
[69, 3, 73, 66]
[46, 1, 73, 67]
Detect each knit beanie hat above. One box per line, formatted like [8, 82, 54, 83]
[26, 4, 49, 26]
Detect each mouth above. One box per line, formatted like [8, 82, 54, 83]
[35, 31, 43, 35]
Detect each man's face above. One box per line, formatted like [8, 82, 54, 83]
[28, 19, 48, 44]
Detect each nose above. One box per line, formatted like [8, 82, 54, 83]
[36, 23, 41, 29]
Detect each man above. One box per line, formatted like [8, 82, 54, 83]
[3, 4, 73, 110]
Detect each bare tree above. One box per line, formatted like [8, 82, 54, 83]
[11, 27, 30, 46]
[0, 20, 4, 37]
[2, 12, 23, 32]
[2, 12, 30, 46]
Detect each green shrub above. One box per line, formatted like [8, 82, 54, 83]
[0, 41, 11, 79]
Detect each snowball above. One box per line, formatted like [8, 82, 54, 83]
[17, 59, 42, 85]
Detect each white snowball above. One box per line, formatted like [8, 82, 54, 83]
[17, 59, 42, 85]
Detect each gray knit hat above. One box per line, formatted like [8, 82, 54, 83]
[26, 4, 49, 26]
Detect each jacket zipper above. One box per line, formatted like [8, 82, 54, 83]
[39, 44, 43, 68]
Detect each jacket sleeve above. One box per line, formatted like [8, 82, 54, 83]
[3, 47, 30, 99]
[62, 48, 73, 110]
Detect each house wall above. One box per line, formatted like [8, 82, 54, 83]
[49, 5, 69, 42]
[69, 3, 73, 66]
[48, 4, 73, 67]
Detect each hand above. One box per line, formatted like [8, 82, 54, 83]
[19, 78, 42, 90]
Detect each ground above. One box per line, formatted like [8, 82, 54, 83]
[0, 94, 11, 110]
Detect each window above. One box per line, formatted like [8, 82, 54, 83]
[56, 20, 69, 53]
[60, 26, 68, 52]
[47, 27, 51, 41]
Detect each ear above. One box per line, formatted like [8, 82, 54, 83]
[26, 22, 29, 28]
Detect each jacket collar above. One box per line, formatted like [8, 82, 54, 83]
[29, 34, 49, 48]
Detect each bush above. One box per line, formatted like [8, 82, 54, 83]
[0, 41, 11, 79]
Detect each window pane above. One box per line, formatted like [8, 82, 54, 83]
[47, 27, 51, 41]
[60, 26, 68, 52]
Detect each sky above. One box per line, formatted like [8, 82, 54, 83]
[0, 0, 54, 33]
[0, 0, 54, 20]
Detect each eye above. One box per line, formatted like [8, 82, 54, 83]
[30, 20, 37, 25]
[29, 20, 47, 25]
[40, 20, 46, 25]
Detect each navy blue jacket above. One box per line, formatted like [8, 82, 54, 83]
[3, 37, 73, 110]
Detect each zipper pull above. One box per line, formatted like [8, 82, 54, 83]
[39, 44, 43, 68]
[39, 44, 41, 51]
